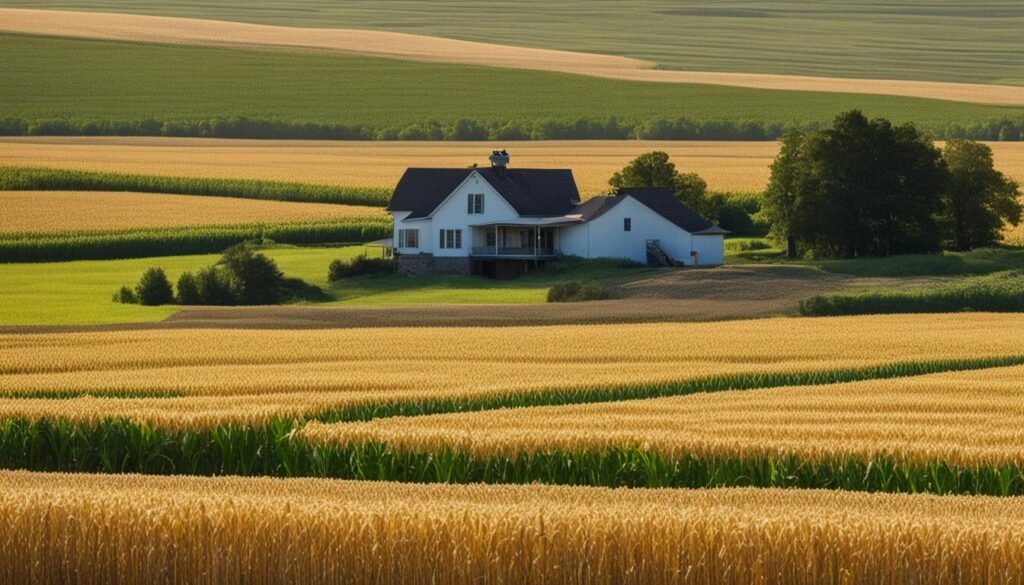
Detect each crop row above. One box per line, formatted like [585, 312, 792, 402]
[0, 219, 391, 262]
[4, 471, 1023, 584]
[0, 166, 390, 206]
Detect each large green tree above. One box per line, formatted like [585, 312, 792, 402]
[609, 151, 707, 212]
[940, 140, 1022, 250]
[763, 111, 946, 258]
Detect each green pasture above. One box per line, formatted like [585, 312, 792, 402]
[1, 34, 1022, 136]
[4, 1, 1023, 84]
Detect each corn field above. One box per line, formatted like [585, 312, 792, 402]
[0, 191, 385, 234]
[301, 365, 1024, 468]
[1, 471, 1023, 585]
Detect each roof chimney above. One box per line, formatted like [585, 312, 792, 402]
[488, 149, 509, 168]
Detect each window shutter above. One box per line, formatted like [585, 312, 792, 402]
[440, 229, 445, 249]
[468, 194, 473, 214]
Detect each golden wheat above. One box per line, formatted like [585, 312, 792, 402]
[0, 190, 384, 234]
[0, 137, 779, 194]
[1, 470, 1022, 585]
[4, 138, 1021, 198]
[1, 314, 1023, 428]
[302, 365, 1024, 467]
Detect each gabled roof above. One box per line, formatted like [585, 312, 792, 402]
[615, 187, 726, 234]
[388, 167, 580, 219]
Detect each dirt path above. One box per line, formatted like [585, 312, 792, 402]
[4, 8, 1024, 106]
[0, 266, 944, 333]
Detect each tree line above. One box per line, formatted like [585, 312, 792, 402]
[764, 111, 1022, 258]
[2, 115, 1023, 141]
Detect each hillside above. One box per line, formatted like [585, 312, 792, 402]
[2, 1, 1022, 85]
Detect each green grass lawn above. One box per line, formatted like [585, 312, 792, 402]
[1, 34, 1022, 136]
[0, 246, 362, 325]
[5, 1, 1023, 85]
[0, 246, 651, 325]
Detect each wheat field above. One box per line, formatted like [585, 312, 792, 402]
[4, 8, 1024, 107]
[3, 138, 1022, 197]
[0, 191, 384, 234]
[0, 137, 779, 194]
[1, 470, 1022, 585]
[302, 365, 1024, 468]
[2, 314, 1024, 428]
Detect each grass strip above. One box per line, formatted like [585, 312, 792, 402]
[0, 166, 390, 207]
[0, 219, 391, 262]
[800, 270, 1024, 316]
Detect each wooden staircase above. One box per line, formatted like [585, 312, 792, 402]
[645, 239, 676, 266]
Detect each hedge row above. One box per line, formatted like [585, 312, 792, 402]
[2, 115, 1022, 141]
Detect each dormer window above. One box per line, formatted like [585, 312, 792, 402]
[467, 193, 484, 214]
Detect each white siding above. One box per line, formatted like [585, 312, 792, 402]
[564, 196, 697, 265]
[430, 171, 519, 257]
[691, 234, 725, 266]
[392, 211, 434, 255]
[558, 223, 591, 258]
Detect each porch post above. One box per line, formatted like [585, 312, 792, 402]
[535, 227, 539, 257]
[495, 225, 499, 256]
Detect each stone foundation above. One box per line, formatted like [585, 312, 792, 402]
[396, 254, 472, 276]
[432, 256, 472, 275]
[395, 254, 433, 276]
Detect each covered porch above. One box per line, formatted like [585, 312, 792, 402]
[469, 219, 578, 259]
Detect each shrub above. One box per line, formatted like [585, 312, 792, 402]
[135, 268, 175, 306]
[547, 280, 611, 303]
[219, 243, 287, 304]
[112, 285, 137, 304]
[196, 266, 237, 306]
[175, 272, 202, 305]
[799, 271, 1024, 316]
[328, 256, 393, 281]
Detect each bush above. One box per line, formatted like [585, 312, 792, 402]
[135, 268, 174, 306]
[328, 256, 393, 281]
[112, 285, 137, 304]
[220, 243, 287, 304]
[799, 271, 1024, 316]
[175, 272, 202, 305]
[547, 280, 611, 303]
[196, 266, 236, 305]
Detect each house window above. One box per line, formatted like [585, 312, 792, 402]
[467, 193, 484, 214]
[624, 218, 632, 232]
[439, 229, 463, 249]
[485, 230, 497, 247]
[398, 229, 419, 249]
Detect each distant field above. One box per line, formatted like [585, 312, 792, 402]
[3, 9, 1024, 106]
[0, 138, 781, 194]
[0, 191, 384, 234]
[4, 138, 1022, 195]
[2, 34, 1022, 141]
[2, 1, 1022, 85]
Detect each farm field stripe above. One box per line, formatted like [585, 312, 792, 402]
[0, 166, 390, 206]
[3, 471, 1023, 584]
[1, 418, 1022, 496]
[3, 8, 1024, 107]
[0, 219, 391, 262]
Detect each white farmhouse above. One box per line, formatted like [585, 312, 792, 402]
[387, 151, 727, 277]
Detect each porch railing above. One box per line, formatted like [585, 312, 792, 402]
[471, 246, 556, 256]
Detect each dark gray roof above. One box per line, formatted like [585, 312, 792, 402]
[388, 167, 580, 219]
[615, 187, 725, 234]
[569, 196, 622, 221]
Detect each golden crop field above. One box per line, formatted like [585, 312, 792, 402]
[302, 365, 1024, 467]
[2, 314, 1023, 428]
[3, 138, 1022, 198]
[0, 190, 385, 234]
[2, 470, 1022, 585]
[0, 137, 779, 194]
